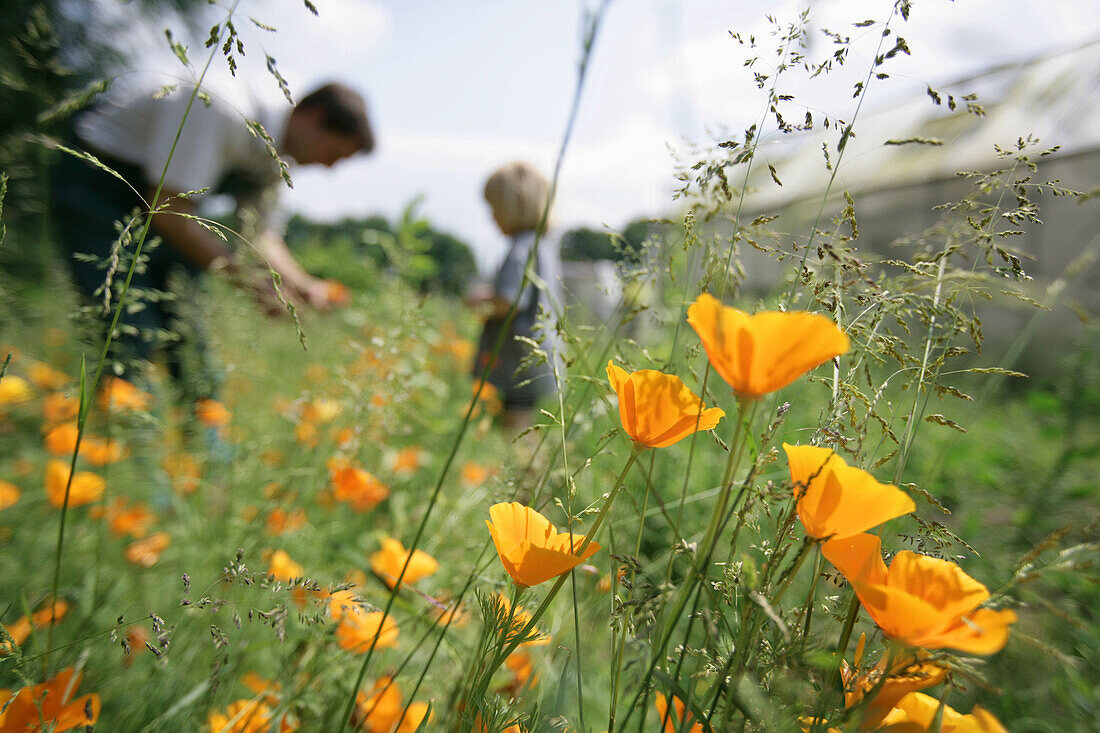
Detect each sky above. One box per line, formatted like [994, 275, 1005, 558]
[102, 0, 1100, 270]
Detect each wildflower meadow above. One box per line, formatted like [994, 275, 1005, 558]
[1, 1, 1098, 732]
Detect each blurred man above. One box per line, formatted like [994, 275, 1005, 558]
[51, 82, 373, 397]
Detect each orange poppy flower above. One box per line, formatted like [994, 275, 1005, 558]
[100, 497, 156, 538]
[841, 634, 946, 729]
[163, 452, 202, 494]
[268, 549, 305, 582]
[428, 597, 468, 628]
[0, 376, 32, 407]
[302, 397, 341, 424]
[654, 692, 703, 733]
[195, 398, 231, 428]
[0, 667, 100, 732]
[294, 421, 319, 448]
[43, 423, 127, 466]
[388, 446, 422, 476]
[240, 671, 282, 705]
[502, 650, 538, 693]
[783, 444, 915, 540]
[823, 534, 1017, 655]
[205, 698, 298, 733]
[325, 279, 352, 307]
[686, 293, 850, 398]
[336, 607, 399, 653]
[354, 677, 430, 733]
[97, 377, 151, 412]
[45, 459, 105, 508]
[491, 593, 549, 648]
[459, 462, 494, 488]
[42, 392, 79, 424]
[27, 362, 69, 391]
[606, 361, 724, 449]
[486, 503, 601, 588]
[0, 480, 20, 511]
[265, 507, 307, 536]
[877, 692, 1007, 732]
[0, 600, 69, 653]
[329, 459, 389, 512]
[125, 532, 171, 568]
[369, 537, 439, 589]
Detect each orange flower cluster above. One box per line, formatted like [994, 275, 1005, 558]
[27, 361, 69, 391]
[195, 398, 231, 428]
[654, 693, 703, 733]
[354, 677, 430, 733]
[265, 507, 307, 536]
[97, 377, 152, 412]
[841, 634, 946, 729]
[0, 376, 33, 407]
[94, 497, 156, 538]
[486, 503, 600, 587]
[823, 534, 1016, 655]
[125, 532, 171, 568]
[328, 458, 390, 512]
[0, 667, 100, 732]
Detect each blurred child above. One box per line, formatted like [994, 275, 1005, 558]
[469, 162, 563, 433]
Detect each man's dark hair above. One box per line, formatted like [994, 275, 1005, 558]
[296, 82, 375, 153]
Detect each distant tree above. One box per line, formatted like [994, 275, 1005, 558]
[560, 224, 646, 263]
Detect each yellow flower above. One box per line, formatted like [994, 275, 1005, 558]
[783, 444, 915, 540]
[606, 361, 724, 449]
[369, 537, 439, 589]
[877, 692, 1007, 732]
[45, 459, 105, 508]
[0, 480, 20, 511]
[301, 397, 341, 423]
[686, 293, 849, 398]
[336, 607, 399, 653]
[823, 534, 1016, 655]
[0, 376, 32, 407]
[0, 667, 100, 732]
[486, 503, 601, 587]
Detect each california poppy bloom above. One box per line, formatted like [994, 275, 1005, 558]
[0, 600, 69, 653]
[388, 446, 422, 476]
[823, 534, 1016, 655]
[686, 293, 849, 398]
[265, 507, 307, 536]
[655, 692, 703, 733]
[44, 422, 127, 465]
[0, 667, 100, 731]
[0, 480, 20, 511]
[124, 532, 171, 568]
[354, 677, 430, 733]
[783, 444, 915, 540]
[369, 537, 439, 589]
[460, 462, 494, 488]
[876, 691, 1007, 732]
[27, 362, 69, 391]
[205, 698, 298, 733]
[336, 607, 399, 653]
[329, 459, 389, 512]
[42, 392, 79, 424]
[45, 459, 105, 508]
[606, 361, 725, 449]
[268, 549, 305, 582]
[325, 279, 352, 307]
[841, 633, 946, 729]
[302, 397, 341, 424]
[0, 376, 32, 407]
[100, 497, 155, 538]
[162, 452, 202, 494]
[195, 398, 231, 428]
[492, 593, 550, 647]
[97, 376, 152, 412]
[486, 503, 601, 587]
